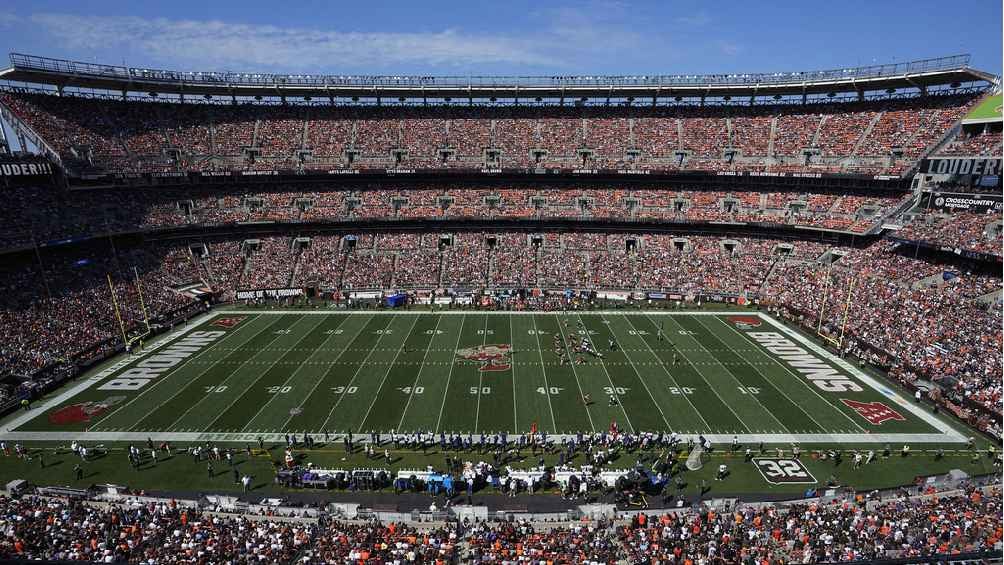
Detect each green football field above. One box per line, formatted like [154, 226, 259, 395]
[2, 309, 966, 445]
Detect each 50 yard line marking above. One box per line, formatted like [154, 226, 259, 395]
[473, 315, 490, 431]
[87, 313, 266, 431]
[435, 315, 468, 432]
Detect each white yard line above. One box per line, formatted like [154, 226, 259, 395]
[395, 315, 444, 432]
[355, 315, 422, 431]
[238, 316, 352, 433]
[89, 313, 268, 432]
[612, 314, 711, 433]
[758, 313, 965, 440]
[168, 316, 326, 432]
[574, 314, 635, 433]
[434, 315, 467, 433]
[553, 314, 598, 433]
[598, 313, 674, 431]
[277, 316, 373, 432]
[529, 315, 559, 433]
[708, 315, 867, 433]
[508, 313, 519, 433]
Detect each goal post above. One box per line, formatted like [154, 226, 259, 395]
[107, 270, 152, 351]
[816, 264, 857, 350]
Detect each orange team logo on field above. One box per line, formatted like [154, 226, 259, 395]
[456, 344, 512, 372]
[212, 317, 245, 328]
[48, 396, 126, 425]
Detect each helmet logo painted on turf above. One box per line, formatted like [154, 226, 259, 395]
[456, 344, 512, 372]
[48, 396, 126, 425]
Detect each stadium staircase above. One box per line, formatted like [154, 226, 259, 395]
[675, 119, 684, 149]
[809, 115, 827, 146]
[251, 119, 261, 147]
[767, 116, 778, 156]
[850, 112, 884, 156]
[288, 246, 304, 287]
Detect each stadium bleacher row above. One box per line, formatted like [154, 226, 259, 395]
[0, 485, 999, 563]
[0, 90, 981, 176]
[0, 184, 908, 250]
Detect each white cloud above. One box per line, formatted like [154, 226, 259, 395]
[674, 12, 711, 27]
[24, 11, 656, 72]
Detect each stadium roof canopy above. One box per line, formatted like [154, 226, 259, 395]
[0, 52, 995, 102]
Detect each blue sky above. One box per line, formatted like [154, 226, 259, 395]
[0, 0, 1000, 76]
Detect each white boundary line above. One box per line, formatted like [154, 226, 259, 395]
[0, 310, 968, 444]
[216, 310, 756, 316]
[2, 309, 222, 433]
[757, 312, 966, 442]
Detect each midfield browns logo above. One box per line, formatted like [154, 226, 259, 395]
[48, 396, 126, 425]
[212, 317, 245, 328]
[727, 315, 762, 330]
[841, 399, 906, 425]
[457, 344, 512, 372]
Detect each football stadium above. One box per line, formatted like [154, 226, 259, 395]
[0, 3, 1001, 563]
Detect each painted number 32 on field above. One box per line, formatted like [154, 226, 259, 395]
[752, 458, 817, 484]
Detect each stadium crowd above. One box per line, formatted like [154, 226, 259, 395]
[2, 227, 999, 430]
[0, 183, 907, 251]
[0, 483, 999, 563]
[897, 210, 1002, 258]
[0, 90, 981, 175]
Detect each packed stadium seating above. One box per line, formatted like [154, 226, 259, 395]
[0, 183, 910, 251]
[2, 229, 999, 432]
[0, 484, 999, 563]
[897, 210, 1003, 258]
[0, 90, 981, 175]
